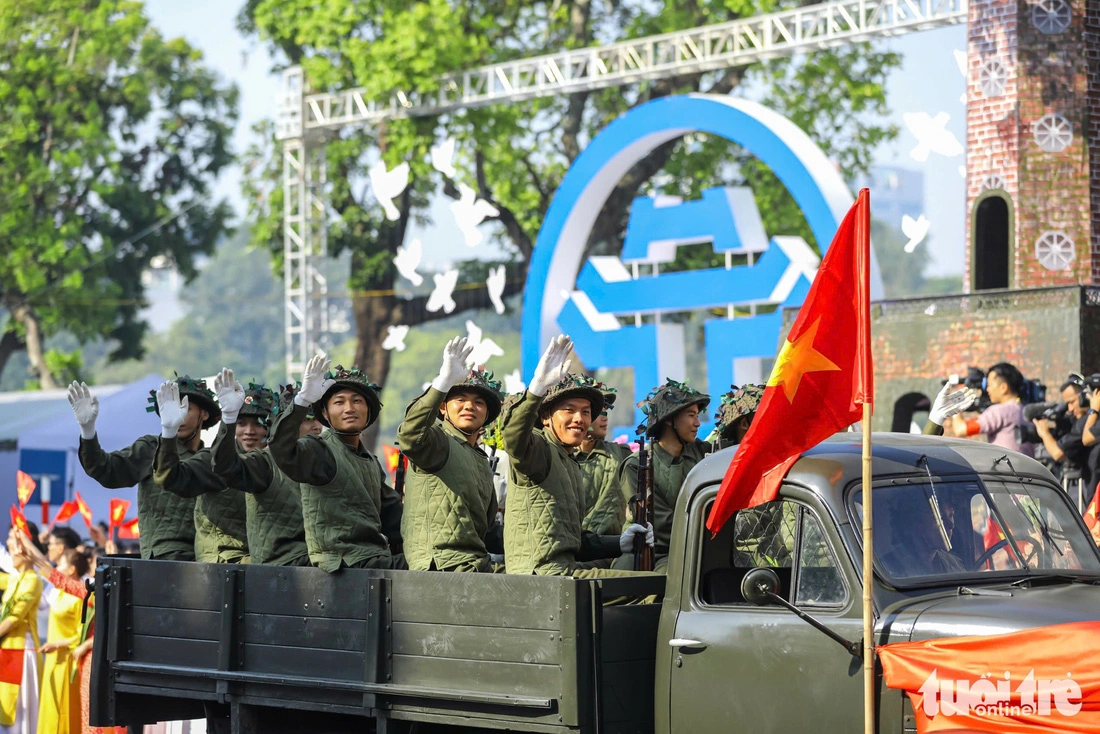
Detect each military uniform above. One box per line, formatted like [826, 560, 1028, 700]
[501, 376, 634, 577]
[398, 375, 504, 572]
[78, 435, 197, 561]
[617, 379, 711, 573]
[707, 384, 765, 449]
[149, 376, 249, 564]
[578, 387, 633, 535]
[208, 383, 310, 567]
[269, 366, 405, 571]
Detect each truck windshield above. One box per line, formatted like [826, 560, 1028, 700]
[849, 478, 1100, 583]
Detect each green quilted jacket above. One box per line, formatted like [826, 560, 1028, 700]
[210, 424, 309, 566]
[398, 388, 498, 571]
[501, 391, 620, 575]
[577, 439, 633, 535]
[79, 435, 196, 561]
[618, 439, 709, 559]
[152, 439, 248, 564]
[269, 404, 400, 572]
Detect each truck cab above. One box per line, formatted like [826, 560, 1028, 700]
[90, 433, 1100, 733]
[659, 432, 1100, 733]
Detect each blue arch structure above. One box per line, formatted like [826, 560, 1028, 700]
[520, 93, 883, 423]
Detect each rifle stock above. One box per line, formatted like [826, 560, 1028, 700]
[394, 444, 408, 498]
[633, 440, 653, 572]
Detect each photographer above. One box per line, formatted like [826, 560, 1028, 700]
[949, 363, 1034, 457]
[1078, 376, 1100, 506]
[1034, 376, 1092, 503]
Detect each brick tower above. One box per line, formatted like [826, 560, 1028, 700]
[965, 0, 1100, 290]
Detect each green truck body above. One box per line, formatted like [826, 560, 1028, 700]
[91, 433, 1100, 733]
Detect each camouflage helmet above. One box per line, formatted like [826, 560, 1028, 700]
[146, 374, 221, 429]
[239, 383, 278, 428]
[541, 374, 606, 416]
[713, 384, 765, 440]
[599, 386, 618, 413]
[440, 369, 505, 425]
[314, 365, 383, 429]
[637, 378, 710, 438]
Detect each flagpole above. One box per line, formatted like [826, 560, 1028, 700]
[862, 401, 874, 734]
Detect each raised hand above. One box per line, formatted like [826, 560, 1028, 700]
[529, 335, 573, 397]
[214, 368, 245, 424]
[68, 381, 99, 440]
[928, 383, 978, 426]
[432, 337, 475, 393]
[295, 354, 333, 407]
[156, 381, 189, 439]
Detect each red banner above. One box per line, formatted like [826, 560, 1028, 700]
[74, 492, 93, 529]
[0, 649, 24, 686]
[109, 498, 131, 528]
[118, 518, 140, 539]
[9, 506, 31, 539]
[50, 501, 78, 527]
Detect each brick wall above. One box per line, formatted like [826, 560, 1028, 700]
[966, 0, 1098, 289]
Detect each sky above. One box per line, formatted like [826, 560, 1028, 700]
[143, 1, 968, 278]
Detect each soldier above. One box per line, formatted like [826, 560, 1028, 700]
[397, 337, 505, 572]
[68, 377, 219, 561]
[617, 379, 710, 572]
[577, 386, 633, 536]
[151, 380, 250, 564]
[708, 384, 765, 449]
[501, 335, 651, 577]
[208, 370, 313, 566]
[268, 355, 406, 571]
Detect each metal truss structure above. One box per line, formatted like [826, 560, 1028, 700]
[277, 0, 967, 377]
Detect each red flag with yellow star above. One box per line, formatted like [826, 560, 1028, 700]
[707, 189, 873, 534]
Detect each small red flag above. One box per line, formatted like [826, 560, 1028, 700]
[15, 471, 35, 509]
[0, 649, 24, 686]
[9, 506, 30, 539]
[50, 501, 78, 527]
[381, 444, 401, 477]
[109, 498, 130, 528]
[118, 518, 140, 539]
[1084, 491, 1099, 532]
[74, 492, 93, 529]
[707, 190, 873, 534]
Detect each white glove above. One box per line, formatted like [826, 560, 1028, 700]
[214, 368, 245, 425]
[928, 384, 978, 426]
[156, 382, 189, 439]
[68, 381, 99, 440]
[294, 354, 334, 408]
[431, 336, 475, 393]
[619, 522, 655, 555]
[529, 335, 573, 397]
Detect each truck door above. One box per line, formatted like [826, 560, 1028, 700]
[668, 490, 864, 732]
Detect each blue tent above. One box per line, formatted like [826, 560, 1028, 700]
[16, 374, 164, 531]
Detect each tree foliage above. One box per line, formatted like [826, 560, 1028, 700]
[0, 0, 238, 389]
[238, 0, 900, 445]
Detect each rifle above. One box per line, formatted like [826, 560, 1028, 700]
[488, 443, 500, 477]
[632, 439, 654, 572]
[394, 444, 408, 499]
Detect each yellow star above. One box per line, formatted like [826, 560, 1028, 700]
[767, 317, 841, 403]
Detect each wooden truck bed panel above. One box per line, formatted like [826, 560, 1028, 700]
[91, 558, 666, 733]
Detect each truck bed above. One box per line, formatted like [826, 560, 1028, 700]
[90, 557, 665, 733]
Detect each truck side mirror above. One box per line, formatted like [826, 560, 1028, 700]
[741, 567, 781, 606]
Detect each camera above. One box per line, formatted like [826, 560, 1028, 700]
[944, 367, 991, 412]
[1082, 373, 1100, 398]
[1015, 401, 1071, 445]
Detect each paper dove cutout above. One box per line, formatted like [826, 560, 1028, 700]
[904, 112, 963, 162]
[902, 214, 930, 253]
[394, 238, 424, 286]
[430, 137, 457, 179]
[426, 269, 459, 314]
[450, 184, 499, 247]
[464, 320, 504, 367]
[958, 165, 967, 179]
[953, 49, 967, 76]
[487, 265, 506, 315]
[382, 325, 410, 352]
[369, 160, 410, 221]
[503, 369, 526, 394]
[924, 304, 937, 316]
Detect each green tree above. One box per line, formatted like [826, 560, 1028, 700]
[91, 231, 288, 386]
[238, 0, 899, 445]
[0, 0, 238, 389]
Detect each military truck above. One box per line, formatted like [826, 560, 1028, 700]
[90, 433, 1100, 733]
